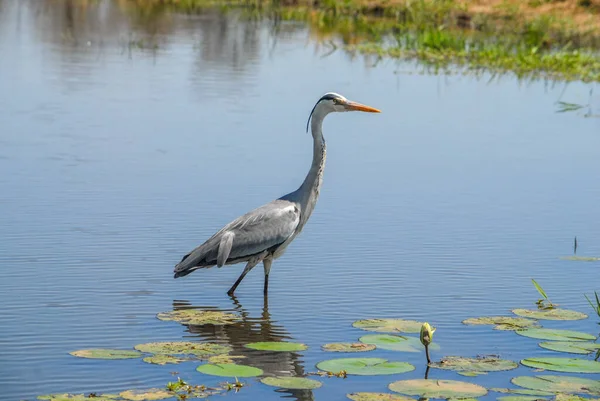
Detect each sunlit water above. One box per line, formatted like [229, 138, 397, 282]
[1, 1, 599, 401]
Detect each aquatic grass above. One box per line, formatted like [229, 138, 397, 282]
[584, 291, 600, 321]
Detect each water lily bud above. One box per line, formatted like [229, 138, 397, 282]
[420, 322, 436, 347]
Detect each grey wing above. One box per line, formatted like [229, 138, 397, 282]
[174, 200, 300, 275]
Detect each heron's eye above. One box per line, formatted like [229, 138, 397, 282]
[332, 98, 340, 105]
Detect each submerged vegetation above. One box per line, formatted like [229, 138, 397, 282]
[122, 0, 600, 81]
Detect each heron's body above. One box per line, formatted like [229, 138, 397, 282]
[174, 93, 379, 295]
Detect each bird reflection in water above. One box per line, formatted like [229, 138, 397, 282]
[170, 295, 315, 401]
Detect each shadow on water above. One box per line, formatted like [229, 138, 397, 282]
[171, 296, 315, 401]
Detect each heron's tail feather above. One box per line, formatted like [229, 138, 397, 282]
[173, 246, 216, 278]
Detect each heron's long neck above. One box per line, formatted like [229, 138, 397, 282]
[296, 113, 327, 228]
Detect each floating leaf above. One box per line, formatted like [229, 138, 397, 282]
[560, 256, 600, 262]
[359, 334, 440, 353]
[431, 355, 518, 374]
[69, 349, 142, 360]
[539, 341, 600, 355]
[134, 342, 231, 356]
[516, 329, 596, 342]
[347, 393, 415, 401]
[244, 341, 307, 352]
[208, 354, 246, 364]
[512, 309, 588, 321]
[457, 371, 485, 377]
[521, 357, 600, 373]
[260, 376, 322, 389]
[462, 316, 539, 331]
[555, 395, 600, 401]
[38, 394, 119, 401]
[142, 355, 189, 365]
[388, 379, 487, 398]
[196, 363, 263, 377]
[352, 318, 423, 333]
[119, 389, 173, 401]
[497, 397, 548, 401]
[491, 388, 554, 396]
[511, 375, 600, 395]
[157, 309, 239, 325]
[317, 357, 414, 376]
[322, 343, 376, 352]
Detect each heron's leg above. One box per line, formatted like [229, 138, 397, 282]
[263, 258, 273, 295]
[227, 260, 258, 296]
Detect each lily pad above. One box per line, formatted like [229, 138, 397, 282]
[347, 393, 415, 401]
[388, 379, 488, 398]
[359, 334, 440, 353]
[462, 316, 539, 331]
[431, 356, 518, 373]
[511, 375, 600, 395]
[316, 357, 414, 376]
[539, 341, 600, 355]
[38, 394, 119, 401]
[69, 349, 142, 360]
[208, 354, 246, 364]
[244, 341, 307, 352]
[322, 343, 376, 352]
[457, 371, 485, 377]
[260, 376, 322, 389]
[491, 388, 555, 396]
[560, 256, 600, 262]
[157, 309, 239, 325]
[196, 363, 263, 377]
[516, 329, 596, 342]
[142, 355, 189, 365]
[497, 397, 548, 401]
[352, 318, 423, 333]
[520, 357, 600, 373]
[512, 309, 588, 321]
[134, 342, 231, 356]
[119, 389, 173, 401]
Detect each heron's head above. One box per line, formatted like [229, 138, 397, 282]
[306, 92, 381, 132]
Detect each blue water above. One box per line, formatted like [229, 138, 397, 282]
[0, 1, 599, 401]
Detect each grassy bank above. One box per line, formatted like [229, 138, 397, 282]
[125, 0, 600, 81]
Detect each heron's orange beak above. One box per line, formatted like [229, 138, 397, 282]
[345, 100, 381, 113]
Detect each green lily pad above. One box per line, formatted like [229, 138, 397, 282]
[244, 341, 307, 352]
[516, 329, 596, 342]
[462, 316, 539, 331]
[38, 394, 119, 401]
[512, 309, 588, 321]
[119, 389, 173, 401]
[260, 376, 322, 389]
[560, 256, 600, 262]
[521, 357, 600, 373]
[539, 341, 600, 355]
[157, 309, 239, 325]
[497, 397, 548, 401]
[359, 334, 440, 353]
[352, 318, 423, 333]
[322, 343, 376, 352]
[69, 349, 142, 360]
[388, 379, 488, 398]
[431, 355, 518, 373]
[134, 342, 231, 356]
[347, 393, 415, 401]
[142, 355, 189, 365]
[196, 363, 263, 377]
[317, 357, 414, 376]
[511, 375, 600, 395]
[555, 395, 600, 401]
[491, 388, 555, 396]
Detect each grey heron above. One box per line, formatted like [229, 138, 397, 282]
[174, 92, 381, 295]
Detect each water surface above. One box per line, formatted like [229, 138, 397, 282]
[1, 1, 599, 401]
